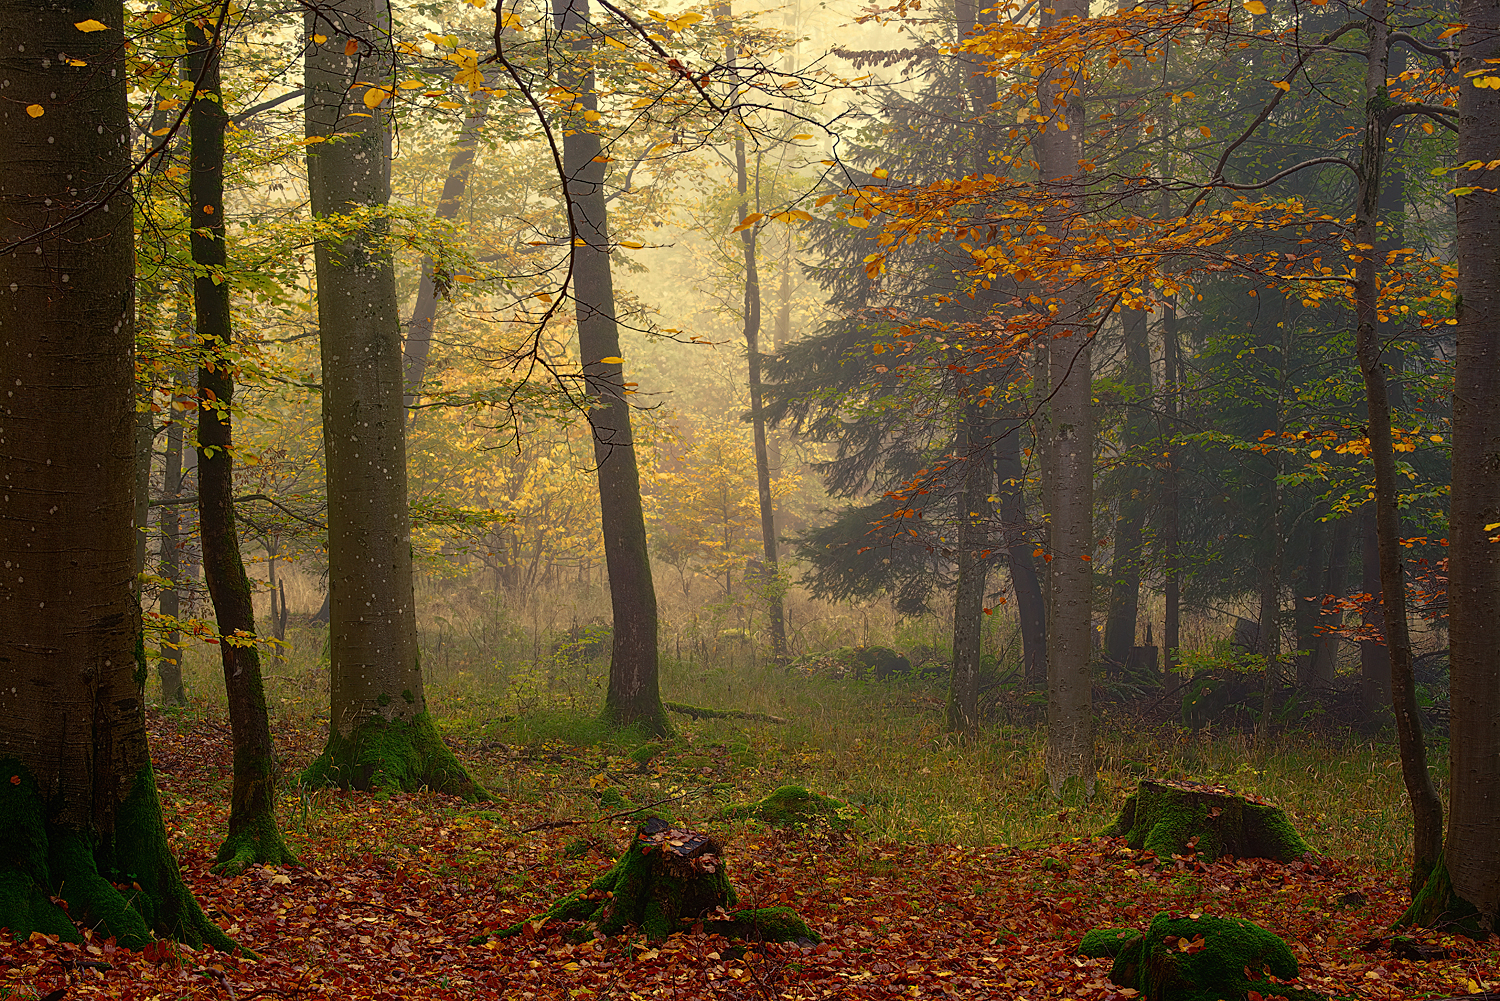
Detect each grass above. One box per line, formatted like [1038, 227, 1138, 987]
[160, 614, 1427, 874]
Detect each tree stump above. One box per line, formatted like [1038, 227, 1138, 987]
[1105, 779, 1312, 861]
[490, 818, 818, 944]
[1080, 912, 1321, 1001]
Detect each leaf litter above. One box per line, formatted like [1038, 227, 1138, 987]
[1, 707, 1495, 1000]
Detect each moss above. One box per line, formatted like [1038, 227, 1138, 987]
[213, 752, 297, 877]
[705, 906, 821, 943]
[0, 759, 237, 953]
[376, 692, 392, 707]
[1106, 781, 1310, 861]
[1399, 855, 1489, 938]
[300, 711, 487, 800]
[716, 786, 857, 830]
[401, 689, 415, 704]
[1087, 912, 1320, 1001]
[629, 741, 670, 766]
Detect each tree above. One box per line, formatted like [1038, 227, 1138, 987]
[300, 0, 482, 795]
[547, 0, 671, 737]
[0, 0, 230, 950]
[186, 10, 296, 875]
[1406, 0, 1500, 933]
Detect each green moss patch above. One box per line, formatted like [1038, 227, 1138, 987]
[1082, 912, 1320, 1001]
[1105, 780, 1311, 861]
[300, 711, 487, 800]
[1399, 855, 1490, 938]
[715, 785, 858, 830]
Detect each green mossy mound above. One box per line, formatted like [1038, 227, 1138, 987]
[1105, 780, 1311, 861]
[715, 786, 857, 830]
[1080, 912, 1321, 1001]
[0, 758, 236, 953]
[485, 818, 818, 944]
[300, 712, 487, 800]
[1399, 855, 1491, 938]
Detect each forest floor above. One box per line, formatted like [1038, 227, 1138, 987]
[3, 670, 1498, 1000]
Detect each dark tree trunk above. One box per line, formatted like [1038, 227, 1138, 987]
[403, 98, 487, 414]
[1405, 0, 1500, 930]
[187, 17, 296, 876]
[553, 0, 669, 736]
[948, 401, 989, 735]
[1161, 298, 1182, 690]
[1294, 519, 1326, 687]
[996, 424, 1046, 686]
[302, 1, 482, 795]
[0, 0, 229, 950]
[1360, 507, 1392, 713]
[157, 412, 188, 706]
[1309, 515, 1351, 686]
[1103, 305, 1150, 670]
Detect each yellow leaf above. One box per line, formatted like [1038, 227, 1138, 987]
[313, 33, 327, 44]
[605, 35, 627, 48]
[467, 0, 488, 6]
[618, 240, 644, 249]
[873, 168, 889, 179]
[452, 274, 475, 283]
[599, 356, 624, 364]
[1438, 24, 1464, 39]
[1423, 121, 1435, 134]
[425, 32, 458, 46]
[1485, 523, 1500, 532]
[847, 216, 870, 228]
[814, 193, 834, 207]
[65, 58, 87, 66]
[1431, 434, 1444, 442]
[731, 212, 764, 233]
[583, 109, 602, 122]
[363, 86, 392, 109]
[1242, 0, 1267, 13]
[25, 104, 43, 118]
[1309, 450, 1322, 458]
[1199, 125, 1212, 137]
[792, 133, 813, 140]
[436, 100, 462, 109]
[74, 18, 109, 32]
[1272, 80, 1290, 91]
[398, 79, 424, 89]
[785, 209, 813, 221]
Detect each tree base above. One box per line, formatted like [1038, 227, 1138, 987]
[0, 758, 236, 953]
[1399, 856, 1491, 938]
[300, 712, 487, 799]
[1105, 779, 1311, 861]
[487, 818, 818, 944]
[213, 818, 297, 878]
[1080, 912, 1320, 1001]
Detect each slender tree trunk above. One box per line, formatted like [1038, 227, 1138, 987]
[157, 412, 188, 705]
[1161, 298, 1182, 691]
[1351, 0, 1442, 898]
[0, 0, 229, 950]
[187, 17, 296, 875]
[732, 129, 788, 662]
[948, 401, 989, 735]
[553, 0, 669, 736]
[1038, 0, 1094, 799]
[403, 98, 487, 414]
[1293, 518, 1326, 686]
[996, 424, 1046, 686]
[1309, 515, 1351, 685]
[302, 1, 483, 794]
[1103, 306, 1150, 670]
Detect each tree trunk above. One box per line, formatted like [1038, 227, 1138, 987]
[1161, 298, 1182, 693]
[1359, 507, 1393, 713]
[1309, 515, 1351, 686]
[158, 411, 189, 706]
[996, 424, 1046, 686]
[1293, 518, 1326, 687]
[0, 0, 230, 950]
[187, 17, 297, 876]
[403, 97, 487, 414]
[1405, 0, 1500, 930]
[948, 401, 989, 735]
[301, 2, 482, 795]
[553, 0, 669, 737]
[1037, 0, 1095, 799]
[1103, 306, 1150, 670]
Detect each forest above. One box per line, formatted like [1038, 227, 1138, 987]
[0, 0, 1498, 997]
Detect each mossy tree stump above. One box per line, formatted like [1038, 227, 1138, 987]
[1080, 912, 1321, 1001]
[1105, 780, 1311, 861]
[491, 818, 818, 944]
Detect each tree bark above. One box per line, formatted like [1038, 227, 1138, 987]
[158, 408, 189, 706]
[948, 401, 989, 735]
[996, 424, 1046, 686]
[1308, 514, 1351, 686]
[1037, 0, 1095, 799]
[552, 0, 669, 736]
[1103, 306, 1150, 670]
[187, 16, 297, 876]
[302, 0, 482, 794]
[403, 98, 487, 414]
[1161, 298, 1182, 692]
[0, 0, 229, 950]
[1405, 0, 1500, 930]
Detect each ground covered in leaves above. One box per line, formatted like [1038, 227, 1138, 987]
[1, 707, 1496, 1000]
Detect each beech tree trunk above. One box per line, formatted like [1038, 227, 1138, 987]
[0, 0, 229, 950]
[996, 425, 1046, 686]
[948, 401, 989, 735]
[188, 17, 296, 876]
[1037, 0, 1095, 799]
[552, 0, 669, 736]
[1103, 306, 1150, 670]
[157, 410, 189, 706]
[302, 1, 482, 794]
[1406, 0, 1500, 930]
[1161, 298, 1181, 689]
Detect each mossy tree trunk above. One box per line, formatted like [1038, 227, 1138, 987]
[551, 0, 670, 738]
[188, 16, 297, 877]
[301, 1, 482, 797]
[0, 0, 230, 950]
